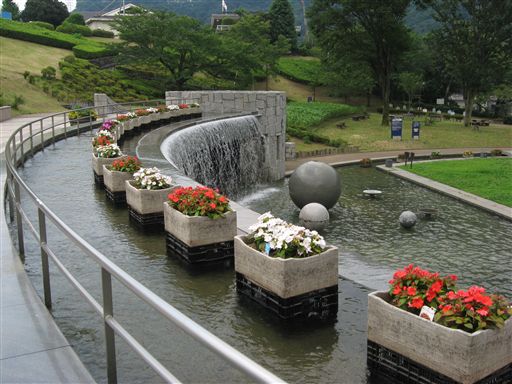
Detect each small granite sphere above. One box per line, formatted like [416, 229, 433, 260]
[299, 203, 330, 231]
[399, 211, 417, 229]
[289, 161, 341, 209]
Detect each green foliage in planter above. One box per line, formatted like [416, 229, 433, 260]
[29, 21, 54, 30]
[56, 22, 92, 37]
[277, 56, 322, 84]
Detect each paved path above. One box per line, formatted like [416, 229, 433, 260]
[1, 114, 95, 383]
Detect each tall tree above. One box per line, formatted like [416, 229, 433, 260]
[21, 0, 69, 26]
[114, 12, 219, 91]
[2, 0, 20, 20]
[309, 0, 412, 125]
[399, 72, 423, 111]
[423, 0, 512, 126]
[269, 0, 297, 52]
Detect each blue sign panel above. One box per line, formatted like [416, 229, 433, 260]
[1, 11, 12, 20]
[391, 118, 403, 140]
[412, 121, 420, 140]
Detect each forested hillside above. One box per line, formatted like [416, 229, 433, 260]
[75, 0, 436, 33]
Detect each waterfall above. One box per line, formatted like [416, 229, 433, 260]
[161, 115, 264, 197]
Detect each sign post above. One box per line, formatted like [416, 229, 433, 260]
[391, 118, 403, 140]
[412, 121, 420, 140]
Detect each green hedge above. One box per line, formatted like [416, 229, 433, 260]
[277, 57, 322, 84]
[287, 101, 360, 130]
[287, 126, 347, 148]
[29, 21, 54, 30]
[0, 19, 112, 58]
[56, 22, 92, 36]
[92, 29, 115, 38]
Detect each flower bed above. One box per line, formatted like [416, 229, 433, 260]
[164, 187, 236, 264]
[367, 265, 512, 383]
[235, 213, 338, 320]
[103, 156, 142, 204]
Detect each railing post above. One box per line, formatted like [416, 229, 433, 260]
[29, 123, 34, 157]
[64, 113, 68, 139]
[14, 180, 25, 257]
[38, 208, 52, 309]
[19, 129, 24, 163]
[40, 119, 45, 151]
[102, 268, 117, 384]
[6, 169, 15, 223]
[51, 115, 56, 145]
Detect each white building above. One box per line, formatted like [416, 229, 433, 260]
[85, 3, 141, 37]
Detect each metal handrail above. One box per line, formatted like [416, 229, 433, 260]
[3, 100, 285, 384]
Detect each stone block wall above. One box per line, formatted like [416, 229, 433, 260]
[285, 142, 296, 160]
[166, 91, 286, 181]
[0, 106, 11, 122]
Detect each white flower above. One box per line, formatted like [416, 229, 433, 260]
[146, 107, 158, 113]
[167, 104, 180, 111]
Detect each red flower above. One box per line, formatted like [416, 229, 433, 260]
[392, 285, 402, 295]
[209, 203, 216, 209]
[408, 297, 424, 309]
[406, 286, 417, 296]
[476, 308, 489, 317]
[442, 304, 452, 313]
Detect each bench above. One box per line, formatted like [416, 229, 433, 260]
[352, 114, 369, 121]
[336, 122, 347, 129]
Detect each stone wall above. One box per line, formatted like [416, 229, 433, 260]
[0, 106, 11, 122]
[166, 91, 286, 181]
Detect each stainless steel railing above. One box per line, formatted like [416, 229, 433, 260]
[3, 100, 285, 384]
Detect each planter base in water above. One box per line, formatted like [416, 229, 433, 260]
[236, 272, 338, 321]
[93, 171, 104, 186]
[128, 206, 164, 229]
[165, 232, 234, 266]
[367, 340, 512, 384]
[105, 188, 127, 205]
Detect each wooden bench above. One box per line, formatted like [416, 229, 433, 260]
[336, 122, 347, 129]
[352, 114, 369, 121]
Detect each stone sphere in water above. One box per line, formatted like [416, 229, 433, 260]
[289, 161, 341, 209]
[399, 211, 417, 229]
[299, 203, 330, 231]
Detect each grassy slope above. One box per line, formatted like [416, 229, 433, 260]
[401, 158, 512, 207]
[0, 36, 67, 115]
[315, 113, 512, 152]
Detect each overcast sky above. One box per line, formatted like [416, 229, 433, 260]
[13, 0, 77, 11]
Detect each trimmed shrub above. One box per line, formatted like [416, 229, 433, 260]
[63, 13, 85, 25]
[73, 43, 113, 59]
[41, 66, 56, 80]
[0, 19, 111, 58]
[277, 56, 322, 84]
[56, 22, 92, 37]
[91, 29, 114, 38]
[29, 21, 54, 30]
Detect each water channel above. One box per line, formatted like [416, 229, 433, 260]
[10, 124, 512, 384]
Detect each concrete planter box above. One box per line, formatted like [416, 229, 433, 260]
[92, 154, 126, 176]
[160, 111, 172, 120]
[150, 113, 159, 122]
[131, 118, 141, 129]
[125, 180, 174, 215]
[139, 115, 151, 125]
[164, 203, 237, 247]
[367, 291, 512, 384]
[234, 235, 338, 299]
[102, 166, 133, 193]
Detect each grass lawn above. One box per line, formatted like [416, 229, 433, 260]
[401, 158, 512, 207]
[315, 113, 512, 151]
[0, 36, 67, 115]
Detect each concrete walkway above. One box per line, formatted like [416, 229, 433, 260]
[1, 114, 95, 383]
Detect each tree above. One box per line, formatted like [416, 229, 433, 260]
[2, 0, 20, 20]
[269, 0, 297, 52]
[309, 0, 413, 125]
[221, 14, 289, 90]
[63, 13, 85, 25]
[114, 12, 219, 91]
[21, 0, 69, 27]
[424, 0, 512, 126]
[399, 72, 423, 111]
[326, 60, 374, 105]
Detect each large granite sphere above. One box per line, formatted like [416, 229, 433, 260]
[299, 203, 330, 231]
[399, 211, 417, 229]
[289, 161, 341, 209]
